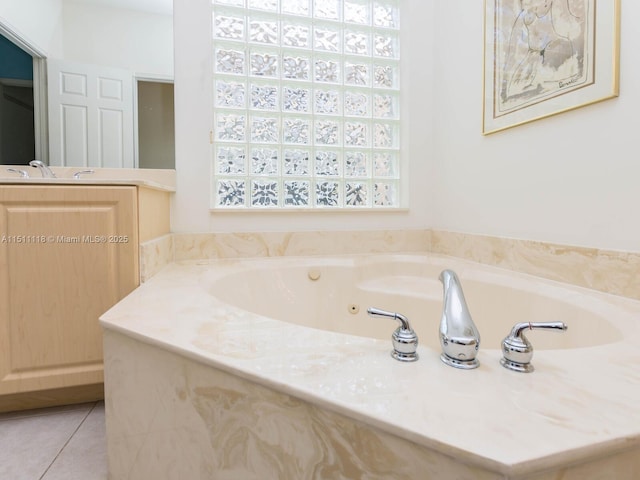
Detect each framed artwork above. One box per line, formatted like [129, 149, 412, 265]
[483, 0, 620, 135]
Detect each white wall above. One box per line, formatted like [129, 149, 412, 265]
[0, 1, 172, 76]
[62, 0, 173, 77]
[172, 0, 434, 233]
[431, 1, 639, 253]
[0, 0, 64, 56]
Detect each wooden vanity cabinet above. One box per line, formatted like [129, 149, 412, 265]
[0, 185, 139, 411]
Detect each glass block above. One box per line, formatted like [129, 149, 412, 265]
[313, 0, 339, 20]
[345, 151, 368, 177]
[373, 2, 398, 28]
[216, 146, 246, 174]
[282, 0, 310, 16]
[248, 0, 278, 11]
[345, 62, 369, 86]
[344, 0, 370, 25]
[314, 90, 340, 115]
[282, 56, 310, 80]
[283, 86, 310, 113]
[374, 152, 396, 176]
[374, 123, 394, 148]
[214, 14, 245, 40]
[314, 26, 340, 53]
[284, 180, 310, 206]
[215, 48, 245, 75]
[282, 24, 310, 48]
[315, 151, 339, 176]
[283, 149, 310, 175]
[212, 0, 402, 211]
[315, 59, 339, 83]
[215, 81, 245, 108]
[344, 31, 369, 56]
[315, 120, 339, 145]
[373, 181, 396, 206]
[250, 83, 278, 110]
[316, 181, 340, 206]
[345, 182, 368, 206]
[345, 91, 368, 116]
[344, 122, 368, 146]
[373, 93, 396, 118]
[251, 147, 279, 175]
[373, 64, 395, 88]
[249, 19, 278, 45]
[250, 52, 278, 77]
[374, 33, 398, 58]
[214, 0, 245, 6]
[251, 116, 279, 143]
[217, 179, 246, 206]
[216, 114, 246, 142]
[283, 118, 310, 144]
[251, 179, 279, 206]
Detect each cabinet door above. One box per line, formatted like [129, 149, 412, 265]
[0, 186, 138, 396]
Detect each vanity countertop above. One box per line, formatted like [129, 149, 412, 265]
[0, 166, 176, 192]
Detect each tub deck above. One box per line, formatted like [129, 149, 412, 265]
[100, 254, 640, 479]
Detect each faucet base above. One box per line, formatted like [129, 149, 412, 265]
[500, 357, 534, 373]
[440, 354, 479, 370]
[392, 350, 419, 362]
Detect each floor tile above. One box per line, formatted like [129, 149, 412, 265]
[41, 402, 108, 480]
[0, 404, 93, 480]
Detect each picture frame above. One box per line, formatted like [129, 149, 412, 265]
[482, 0, 620, 135]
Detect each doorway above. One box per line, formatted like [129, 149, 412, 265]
[0, 32, 34, 165]
[136, 80, 175, 170]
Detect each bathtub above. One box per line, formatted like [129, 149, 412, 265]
[100, 253, 640, 479]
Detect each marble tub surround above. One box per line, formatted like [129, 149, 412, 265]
[101, 254, 640, 479]
[140, 229, 640, 302]
[139, 234, 174, 283]
[138, 229, 430, 284]
[1, 166, 176, 191]
[172, 229, 431, 261]
[431, 230, 640, 301]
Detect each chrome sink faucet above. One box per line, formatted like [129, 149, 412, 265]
[438, 270, 481, 369]
[29, 160, 56, 178]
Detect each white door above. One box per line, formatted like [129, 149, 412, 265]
[47, 59, 134, 168]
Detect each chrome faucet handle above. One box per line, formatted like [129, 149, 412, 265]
[500, 322, 568, 373]
[73, 169, 95, 179]
[367, 307, 419, 362]
[439, 270, 481, 369]
[6, 168, 29, 178]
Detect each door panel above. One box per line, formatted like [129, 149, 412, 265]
[47, 59, 133, 168]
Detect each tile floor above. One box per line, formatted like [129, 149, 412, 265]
[0, 401, 107, 480]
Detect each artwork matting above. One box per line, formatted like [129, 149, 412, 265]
[482, 0, 620, 135]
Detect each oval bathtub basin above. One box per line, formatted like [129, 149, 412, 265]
[206, 254, 623, 351]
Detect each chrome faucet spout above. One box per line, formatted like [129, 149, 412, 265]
[29, 160, 56, 178]
[438, 269, 481, 369]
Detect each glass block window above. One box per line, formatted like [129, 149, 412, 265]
[212, 0, 400, 209]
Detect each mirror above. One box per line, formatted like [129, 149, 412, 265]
[0, 0, 174, 169]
